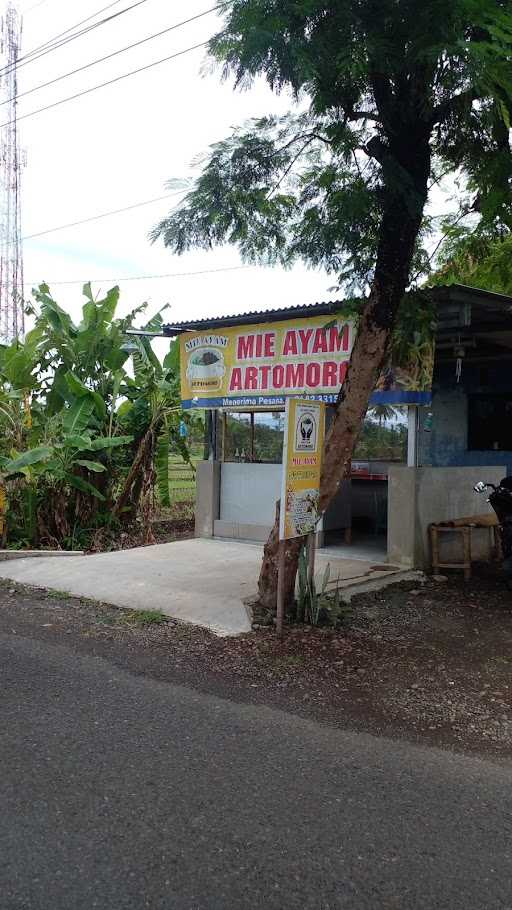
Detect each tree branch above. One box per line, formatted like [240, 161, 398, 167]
[266, 131, 332, 160]
[363, 135, 389, 165]
[369, 70, 396, 128]
[409, 207, 471, 285]
[430, 88, 476, 127]
[351, 148, 364, 180]
[346, 109, 380, 122]
[266, 137, 316, 199]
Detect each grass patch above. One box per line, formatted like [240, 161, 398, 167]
[272, 654, 306, 669]
[45, 588, 72, 600]
[120, 609, 169, 627]
[170, 487, 196, 504]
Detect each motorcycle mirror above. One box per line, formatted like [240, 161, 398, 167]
[474, 481, 487, 493]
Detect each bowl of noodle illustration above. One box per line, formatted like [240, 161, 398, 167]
[186, 348, 226, 384]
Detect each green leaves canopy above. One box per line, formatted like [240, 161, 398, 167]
[152, 0, 512, 291]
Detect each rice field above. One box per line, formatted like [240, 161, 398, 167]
[168, 450, 202, 504]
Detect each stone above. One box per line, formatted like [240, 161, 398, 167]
[431, 575, 449, 583]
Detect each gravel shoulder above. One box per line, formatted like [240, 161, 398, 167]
[1, 566, 512, 760]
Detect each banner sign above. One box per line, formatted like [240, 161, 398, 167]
[280, 398, 325, 540]
[179, 314, 432, 409]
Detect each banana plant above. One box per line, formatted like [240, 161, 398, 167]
[115, 308, 186, 515]
[0, 282, 185, 548]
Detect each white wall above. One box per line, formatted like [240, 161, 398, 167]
[220, 463, 282, 526]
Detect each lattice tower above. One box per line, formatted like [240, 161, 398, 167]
[0, 2, 24, 344]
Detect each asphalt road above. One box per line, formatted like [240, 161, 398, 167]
[2, 633, 512, 909]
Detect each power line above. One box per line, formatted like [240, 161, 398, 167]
[0, 0, 156, 80]
[23, 190, 187, 240]
[24, 265, 254, 286]
[13, 0, 154, 73]
[0, 40, 209, 129]
[33, 0, 125, 52]
[24, 0, 51, 12]
[3, 5, 226, 108]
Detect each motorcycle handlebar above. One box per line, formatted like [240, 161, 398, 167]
[474, 482, 497, 493]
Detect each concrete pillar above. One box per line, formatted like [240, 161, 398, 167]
[195, 461, 221, 539]
[387, 466, 417, 567]
[407, 406, 419, 467]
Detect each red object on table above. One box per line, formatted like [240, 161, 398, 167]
[350, 461, 388, 481]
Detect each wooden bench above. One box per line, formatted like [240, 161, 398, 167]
[429, 514, 500, 581]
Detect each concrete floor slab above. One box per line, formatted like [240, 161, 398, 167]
[0, 539, 408, 636]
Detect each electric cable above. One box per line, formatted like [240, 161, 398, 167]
[0, 0, 155, 79]
[23, 190, 186, 240]
[0, 39, 209, 129]
[3, 5, 227, 108]
[32, 0, 126, 53]
[23, 264, 254, 285]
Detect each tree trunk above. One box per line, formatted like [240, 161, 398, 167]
[257, 168, 430, 611]
[113, 426, 155, 520]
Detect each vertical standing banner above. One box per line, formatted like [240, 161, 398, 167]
[279, 398, 326, 540]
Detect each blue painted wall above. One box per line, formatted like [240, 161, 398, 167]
[421, 360, 512, 476]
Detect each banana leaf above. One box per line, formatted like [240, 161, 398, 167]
[65, 473, 105, 501]
[89, 435, 133, 451]
[74, 460, 106, 473]
[62, 397, 95, 435]
[2, 447, 52, 475]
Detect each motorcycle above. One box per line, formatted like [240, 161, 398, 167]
[474, 477, 512, 587]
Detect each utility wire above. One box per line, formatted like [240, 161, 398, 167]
[23, 190, 187, 240]
[0, 0, 155, 79]
[33, 0, 125, 53]
[3, 5, 226, 108]
[24, 0, 52, 12]
[23, 265, 254, 286]
[0, 40, 209, 129]
[22, 0, 153, 66]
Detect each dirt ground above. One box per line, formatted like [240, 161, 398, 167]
[1, 565, 512, 760]
[84, 505, 195, 552]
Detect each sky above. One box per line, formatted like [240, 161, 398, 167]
[15, 0, 341, 347]
[15, 0, 453, 352]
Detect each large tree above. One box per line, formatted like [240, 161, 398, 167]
[153, 0, 512, 610]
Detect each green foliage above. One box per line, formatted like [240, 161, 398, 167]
[296, 545, 351, 628]
[2, 447, 52, 475]
[62, 397, 95, 435]
[354, 416, 407, 462]
[89, 436, 134, 451]
[431, 227, 512, 294]
[121, 609, 168, 626]
[65, 474, 106, 501]
[153, 0, 512, 293]
[74, 460, 107, 473]
[0, 284, 187, 550]
[224, 412, 284, 463]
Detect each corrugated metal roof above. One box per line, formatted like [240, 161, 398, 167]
[162, 300, 344, 335]
[162, 284, 512, 336]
